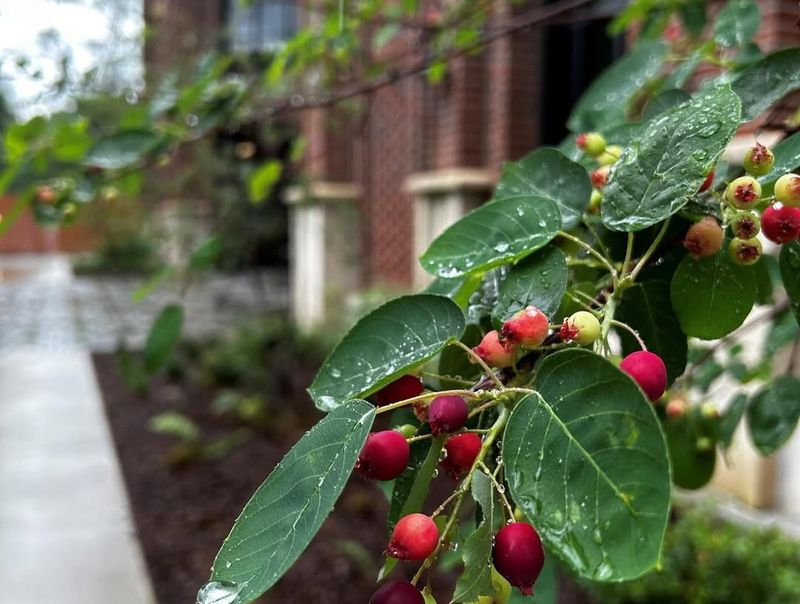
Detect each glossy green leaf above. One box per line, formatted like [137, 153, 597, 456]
[714, 0, 760, 47]
[424, 273, 483, 308]
[761, 132, 800, 192]
[642, 89, 690, 122]
[568, 41, 667, 132]
[616, 282, 687, 384]
[247, 159, 283, 203]
[780, 241, 800, 325]
[189, 235, 221, 271]
[131, 267, 173, 304]
[438, 324, 482, 389]
[492, 246, 567, 325]
[388, 437, 444, 529]
[209, 399, 375, 602]
[504, 349, 671, 582]
[143, 304, 183, 373]
[494, 148, 591, 230]
[453, 471, 495, 602]
[671, 249, 756, 340]
[732, 49, 800, 120]
[663, 414, 716, 490]
[602, 85, 741, 231]
[719, 392, 748, 447]
[747, 376, 800, 455]
[420, 196, 561, 279]
[308, 294, 465, 411]
[83, 129, 161, 169]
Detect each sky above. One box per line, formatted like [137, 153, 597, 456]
[0, 0, 143, 118]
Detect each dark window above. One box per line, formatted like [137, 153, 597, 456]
[540, 3, 625, 144]
[227, 0, 297, 52]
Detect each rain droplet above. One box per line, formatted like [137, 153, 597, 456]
[197, 581, 242, 604]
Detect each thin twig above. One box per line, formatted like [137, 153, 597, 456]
[610, 319, 647, 351]
[452, 340, 504, 389]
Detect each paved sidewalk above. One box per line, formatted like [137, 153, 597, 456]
[0, 255, 156, 604]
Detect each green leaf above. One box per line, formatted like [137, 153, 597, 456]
[663, 414, 716, 490]
[747, 376, 800, 455]
[189, 235, 221, 270]
[143, 304, 183, 373]
[420, 196, 561, 279]
[494, 148, 591, 230]
[759, 132, 800, 193]
[308, 294, 465, 411]
[732, 49, 800, 120]
[714, 0, 760, 47]
[642, 89, 691, 122]
[83, 129, 161, 169]
[149, 411, 200, 442]
[780, 241, 800, 325]
[131, 267, 173, 303]
[670, 249, 756, 340]
[492, 246, 567, 325]
[719, 392, 748, 447]
[504, 349, 671, 582]
[247, 159, 283, 203]
[388, 437, 444, 529]
[373, 24, 400, 50]
[209, 399, 375, 602]
[424, 274, 483, 308]
[616, 281, 687, 384]
[568, 41, 667, 132]
[602, 85, 741, 231]
[51, 118, 92, 162]
[438, 324, 482, 389]
[452, 471, 495, 602]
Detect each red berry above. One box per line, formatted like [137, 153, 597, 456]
[620, 351, 667, 401]
[590, 166, 610, 189]
[441, 432, 482, 479]
[387, 513, 439, 561]
[356, 430, 410, 481]
[428, 395, 468, 436]
[369, 581, 424, 604]
[473, 330, 516, 368]
[501, 306, 549, 349]
[683, 216, 723, 258]
[492, 522, 545, 596]
[373, 375, 424, 405]
[761, 203, 800, 244]
[698, 170, 715, 193]
[665, 398, 686, 419]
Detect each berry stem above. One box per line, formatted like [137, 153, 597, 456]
[479, 461, 515, 520]
[467, 399, 501, 418]
[451, 339, 504, 388]
[557, 230, 618, 284]
[630, 218, 671, 282]
[421, 371, 475, 386]
[411, 404, 510, 586]
[406, 433, 434, 443]
[621, 232, 635, 276]
[375, 388, 481, 415]
[610, 320, 648, 351]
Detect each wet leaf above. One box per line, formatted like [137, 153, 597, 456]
[747, 376, 800, 454]
[308, 294, 465, 411]
[504, 349, 671, 582]
[492, 246, 567, 324]
[714, 0, 760, 48]
[453, 471, 495, 602]
[780, 241, 800, 325]
[732, 49, 800, 120]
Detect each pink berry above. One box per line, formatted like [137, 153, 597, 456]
[683, 216, 723, 258]
[356, 430, 410, 481]
[369, 581, 424, 604]
[492, 522, 545, 596]
[428, 395, 468, 436]
[620, 351, 667, 401]
[387, 513, 439, 561]
[441, 432, 482, 479]
[761, 203, 800, 244]
[473, 330, 516, 368]
[590, 166, 610, 189]
[501, 306, 549, 349]
[373, 375, 424, 406]
[698, 170, 715, 193]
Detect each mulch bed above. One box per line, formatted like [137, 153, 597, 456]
[94, 353, 461, 604]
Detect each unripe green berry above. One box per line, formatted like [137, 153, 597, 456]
[730, 211, 761, 239]
[696, 437, 714, 452]
[396, 424, 418, 439]
[597, 145, 623, 167]
[775, 173, 800, 208]
[576, 132, 606, 157]
[728, 237, 762, 266]
[725, 176, 762, 209]
[743, 142, 774, 177]
[589, 189, 602, 212]
[560, 311, 601, 346]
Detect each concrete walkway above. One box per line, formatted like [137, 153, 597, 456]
[0, 256, 156, 603]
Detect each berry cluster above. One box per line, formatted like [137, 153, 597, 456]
[682, 142, 800, 264]
[576, 131, 623, 212]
